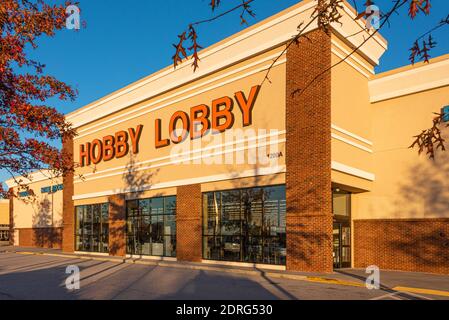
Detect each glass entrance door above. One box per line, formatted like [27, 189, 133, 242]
[333, 222, 351, 269]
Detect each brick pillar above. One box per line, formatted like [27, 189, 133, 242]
[9, 189, 14, 246]
[62, 136, 75, 253]
[285, 29, 333, 273]
[176, 184, 202, 262]
[109, 194, 126, 257]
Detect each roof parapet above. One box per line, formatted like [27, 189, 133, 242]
[66, 0, 387, 129]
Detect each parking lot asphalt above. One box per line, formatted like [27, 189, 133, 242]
[0, 250, 448, 300]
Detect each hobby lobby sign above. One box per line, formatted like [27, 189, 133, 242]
[79, 85, 261, 167]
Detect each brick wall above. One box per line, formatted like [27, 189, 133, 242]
[9, 190, 14, 245]
[354, 219, 449, 275]
[176, 184, 202, 262]
[62, 136, 75, 253]
[18, 227, 62, 249]
[285, 29, 333, 273]
[109, 194, 126, 257]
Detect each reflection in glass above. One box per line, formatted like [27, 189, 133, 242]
[333, 192, 350, 216]
[333, 189, 351, 269]
[203, 185, 286, 265]
[126, 196, 176, 257]
[75, 203, 109, 253]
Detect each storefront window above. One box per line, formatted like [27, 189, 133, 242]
[75, 203, 109, 253]
[126, 196, 176, 257]
[333, 191, 351, 217]
[0, 225, 9, 242]
[203, 185, 286, 265]
[333, 189, 351, 269]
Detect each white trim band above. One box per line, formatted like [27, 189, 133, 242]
[331, 40, 375, 75]
[74, 58, 287, 140]
[201, 259, 286, 271]
[331, 124, 373, 146]
[66, 0, 386, 129]
[331, 161, 375, 181]
[370, 77, 449, 102]
[369, 58, 449, 102]
[75, 136, 286, 184]
[75, 52, 286, 138]
[331, 133, 373, 153]
[72, 160, 375, 200]
[72, 165, 286, 201]
[331, 48, 371, 79]
[126, 255, 177, 262]
[5, 171, 60, 188]
[74, 251, 110, 257]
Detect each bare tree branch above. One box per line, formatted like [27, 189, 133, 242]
[410, 113, 448, 159]
[292, 0, 406, 99]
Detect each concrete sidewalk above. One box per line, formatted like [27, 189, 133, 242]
[1, 245, 449, 298]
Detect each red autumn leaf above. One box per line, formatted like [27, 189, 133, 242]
[0, 0, 77, 198]
[210, 0, 221, 11]
[409, 0, 420, 19]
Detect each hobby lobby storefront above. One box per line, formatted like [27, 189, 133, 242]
[7, 0, 449, 274]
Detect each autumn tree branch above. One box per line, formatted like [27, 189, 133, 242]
[172, 0, 256, 71]
[172, 0, 448, 159]
[292, 0, 406, 99]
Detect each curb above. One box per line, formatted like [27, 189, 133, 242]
[5, 250, 449, 298]
[11, 250, 367, 288]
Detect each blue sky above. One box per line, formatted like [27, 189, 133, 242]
[1, 0, 448, 186]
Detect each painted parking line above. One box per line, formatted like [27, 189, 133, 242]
[16, 251, 124, 263]
[372, 290, 434, 300]
[305, 276, 365, 288]
[371, 292, 404, 300]
[393, 286, 449, 298]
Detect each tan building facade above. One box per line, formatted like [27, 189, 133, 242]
[7, 173, 63, 248]
[0, 199, 10, 243]
[5, 0, 449, 274]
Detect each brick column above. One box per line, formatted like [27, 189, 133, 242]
[176, 184, 202, 262]
[285, 29, 333, 273]
[109, 194, 126, 257]
[9, 189, 14, 246]
[62, 136, 75, 253]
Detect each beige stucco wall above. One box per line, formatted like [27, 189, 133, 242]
[11, 177, 63, 229]
[354, 69, 449, 219]
[0, 200, 9, 225]
[73, 47, 287, 202]
[331, 38, 374, 138]
[329, 39, 449, 223]
[73, 174, 286, 208]
[72, 36, 383, 204]
[330, 35, 375, 191]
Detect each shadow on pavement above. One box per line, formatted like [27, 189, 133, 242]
[335, 269, 426, 300]
[0, 254, 286, 300]
[153, 270, 283, 300]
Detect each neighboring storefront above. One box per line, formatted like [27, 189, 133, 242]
[0, 199, 10, 244]
[7, 174, 63, 248]
[5, 0, 449, 274]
